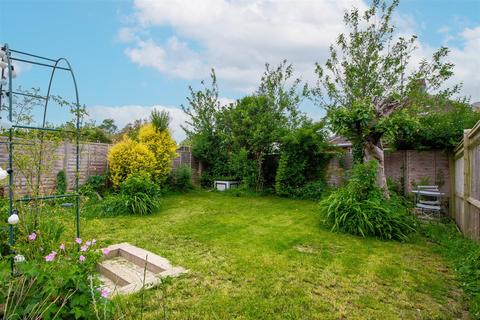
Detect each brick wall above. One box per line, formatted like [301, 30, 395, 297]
[326, 149, 451, 196]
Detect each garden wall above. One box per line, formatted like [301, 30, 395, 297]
[326, 149, 451, 196]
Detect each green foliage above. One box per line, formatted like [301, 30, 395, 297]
[386, 177, 405, 197]
[169, 165, 193, 191]
[313, 0, 459, 193]
[182, 69, 228, 181]
[101, 173, 161, 216]
[320, 161, 416, 240]
[150, 109, 170, 132]
[220, 95, 287, 190]
[56, 170, 67, 195]
[80, 174, 108, 199]
[183, 62, 312, 192]
[295, 180, 329, 201]
[422, 222, 480, 317]
[386, 101, 480, 150]
[0, 209, 113, 319]
[275, 122, 330, 197]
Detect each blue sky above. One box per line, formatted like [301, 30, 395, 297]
[1, 0, 479, 141]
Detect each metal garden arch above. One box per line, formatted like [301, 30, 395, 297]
[0, 43, 81, 271]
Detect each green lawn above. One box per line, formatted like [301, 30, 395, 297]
[80, 191, 469, 319]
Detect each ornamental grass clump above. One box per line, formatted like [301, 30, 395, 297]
[319, 160, 416, 241]
[101, 173, 161, 216]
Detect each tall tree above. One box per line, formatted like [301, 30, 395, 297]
[181, 69, 228, 181]
[98, 118, 118, 134]
[258, 59, 308, 130]
[313, 0, 458, 197]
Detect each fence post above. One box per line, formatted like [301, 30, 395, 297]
[63, 140, 70, 191]
[463, 129, 471, 235]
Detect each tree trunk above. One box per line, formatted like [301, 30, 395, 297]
[363, 137, 390, 199]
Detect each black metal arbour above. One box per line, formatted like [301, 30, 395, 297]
[0, 43, 81, 271]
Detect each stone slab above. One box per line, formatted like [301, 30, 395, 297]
[97, 242, 188, 295]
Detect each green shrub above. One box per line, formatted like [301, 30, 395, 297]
[0, 210, 114, 319]
[422, 222, 480, 317]
[319, 161, 416, 240]
[297, 180, 329, 201]
[100, 194, 131, 216]
[80, 174, 108, 198]
[101, 173, 161, 216]
[170, 165, 193, 191]
[275, 122, 330, 197]
[56, 170, 67, 195]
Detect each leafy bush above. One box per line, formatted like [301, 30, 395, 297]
[296, 180, 329, 201]
[101, 173, 161, 216]
[275, 122, 331, 198]
[0, 213, 113, 319]
[170, 165, 193, 191]
[80, 174, 108, 198]
[100, 194, 131, 216]
[319, 161, 416, 240]
[386, 101, 480, 151]
[138, 123, 177, 184]
[422, 222, 480, 317]
[108, 136, 157, 188]
[56, 170, 67, 195]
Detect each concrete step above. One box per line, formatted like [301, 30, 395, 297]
[97, 243, 188, 295]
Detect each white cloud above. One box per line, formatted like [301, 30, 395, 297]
[120, 0, 480, 102]
[87, 105, 189, 142]
[124, 0, 367, 92]
[448, 26, 480, 102]
[125, 37, 206, 80]
[116, 27, 136, 43]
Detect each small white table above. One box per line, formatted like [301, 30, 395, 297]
[214, 180, 240, 191]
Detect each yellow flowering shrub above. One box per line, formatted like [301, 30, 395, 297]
[107, 136, 157, 188]
[138, 123, 177, 183]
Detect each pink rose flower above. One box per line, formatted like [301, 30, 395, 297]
[79, 255, 86, 262]
[102, 248, 110, 256]
[75, 238, 82, 244]
[59, 243, 65, 250]
[45, 251, 57, 262]
[28, 232, 37, 241]
[80, 245, 88, 252]
[86, 241, 92, 246]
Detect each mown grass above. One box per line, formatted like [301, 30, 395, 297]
[76, 191, 470, 319]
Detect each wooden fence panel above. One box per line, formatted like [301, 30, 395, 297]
[451, 120, 480, 240]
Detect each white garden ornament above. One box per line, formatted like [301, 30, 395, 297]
[8, 213, 19, 225]
[14, 254, 25, 263]
[0, 166, 8, 180]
